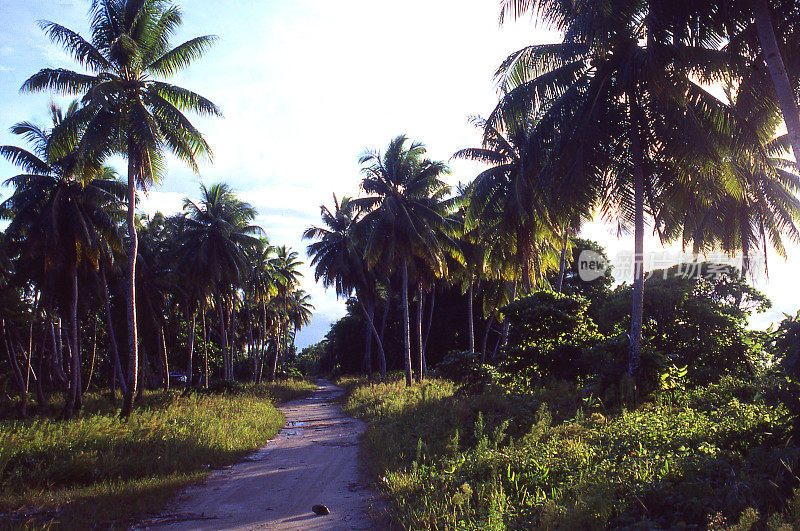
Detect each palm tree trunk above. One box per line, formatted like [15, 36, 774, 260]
[35, 325, 46, 406]
[481, 314, 495, 365]
[215, 294, 230, 380]
[364, 297, 373, 379]
[65, 266, 80, 419]
[416, 282, 424, 382]
[245, 303, 254, 382]
[159, 326, 169, 391]
[628, 88, 646, 383]
[557, 231, 569, 293]
[378, 281, 390, 380]
[401, 258, 413, 386]
[357, 296, 388, 383]
[754, 0, 800, 166]
[229, 298, 237, 379]
[2, 320, 27, 417]
[85, 317, 97, 393]
[99, 266, 127, 395]
[121, 151, 139, 419]
[269, 333, 279, 382]
[202, 309, 209, 388]
[53, 316, 66, 387]
[468, 283, 475, 353]
[187, 306, 195, 386]
[423, 288, 434, 360]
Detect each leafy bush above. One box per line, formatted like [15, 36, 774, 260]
[436, 351, 500, 394]
[500, 291, 603, 386]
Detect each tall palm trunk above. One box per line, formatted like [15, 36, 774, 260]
[202, 309, 209, 388]
[215, 294, 230, 380]
[754, 0, 800, 166]
[65, 266, 80, 419]
[557, 230, 569, 293]
[467, 283, 475, 353]
[159, 326, 169, 391]
[85, 318, 97, 393]
[2, 320, 27, 416]
[401, 258, 413, 386]
[245, 304, 254, 382]
[52, 316, 66, 387]
[187, 305, 195, 385]
[628, 88, 646, 382]
[363, 297, 373, 379]
[121, 153, 139, 418]
[378, 281, 390, 380]
[99, 266, 127, 395]
[481, 314, 495, 365]
[422, 288, 434, 378]
[358, 296, 388, 382]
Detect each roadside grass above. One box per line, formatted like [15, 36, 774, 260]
[341, 374, 800, 529]
[0, 379, 316, 528]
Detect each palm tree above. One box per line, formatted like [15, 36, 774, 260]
[495, 1, 734, 382]
[271, 246, 303, 381]
[21, 0, 220, 416]
[304, 195, 388, 380]
[177, 183, 262, 381]
[354, 135, 458, 386]
[246, 243, 282, 383]
[0, 103, 125, 417]
[454, 116, 563, 295]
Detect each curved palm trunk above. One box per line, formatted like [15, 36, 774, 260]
[401, 258, 412, 386]
[84, 318, 97, 393]
[358, 296, 387, 382]
[628, 89, 646, 383]
[754, 0, 800, 166]
[99, 266, 127, 395]
[187, 306, 195, 386]
[467, 283, 475, 353]
[159, 326, 169, 391]
[121, 154, 139, 418]
[557, 231, 569, 293]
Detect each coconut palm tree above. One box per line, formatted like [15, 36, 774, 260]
[20, 0, 220, 416]
[353, 135, 458, 386]
[304, 195, 388, 380]
[177, 183, 262, 380]
[495, 0, 734, 382]
[0, 104, 126, 417]
[271, 246, 303, 381]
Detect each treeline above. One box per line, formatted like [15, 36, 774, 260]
[0, 1, 311, 419]
[303, 0, 800, 390]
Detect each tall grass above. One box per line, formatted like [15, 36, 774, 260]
[0, 379, 316, 528]
[341, 374, 800, 529]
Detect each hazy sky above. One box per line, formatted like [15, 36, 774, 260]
[0, 1, 797, 349]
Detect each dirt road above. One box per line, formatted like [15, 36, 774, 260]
[141, 380, 382, 530]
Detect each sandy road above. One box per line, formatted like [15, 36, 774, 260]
[140, 380, 382, 530]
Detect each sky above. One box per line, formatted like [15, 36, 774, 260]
[0, 0, 798, 350]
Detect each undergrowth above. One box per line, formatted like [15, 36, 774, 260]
[340, 374, 800, 529]
[0, 379, 315, 528]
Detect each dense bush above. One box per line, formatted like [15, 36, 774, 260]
[500, 291, 603, 386]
